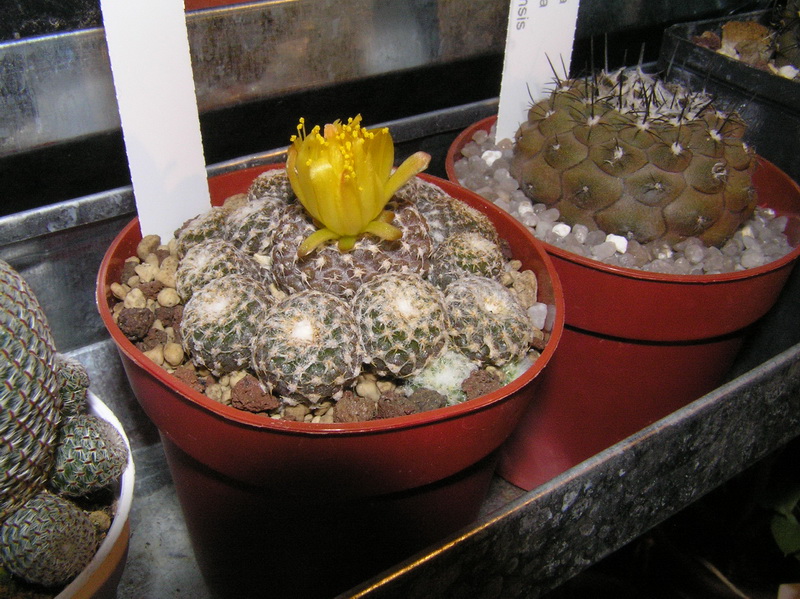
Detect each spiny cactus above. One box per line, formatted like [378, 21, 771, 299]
[353, 273, 450, 378]
[399, 177, 500, 246]
[776, 0, 800, 70]
[175, 205, 230, 258]
[0, 259, 62, 523]
[269, 198, 432, 298]
[181, 273, 274, 376]
[225, 195, 290, 257]
[175, 238, 267, 301]
[247, 168, 294, 202]
[251, 290, 363, 403]
[428, 232, 506, 289]
[445, 275, 532, 367]
[511, 68, 758, 248]
[55, 353, 91, 418]
[0, 491, 97, 588]
[1, 259, 129, 590]
[50, 414, 129, 498]
[111, 116, 551, 417]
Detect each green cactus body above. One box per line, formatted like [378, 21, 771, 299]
[181, 273, 274, 376]
[50, 414, 129, 497]
[0, 260, 62, 523]
[251, 290, 363, 403]
[511, 69, 758, 247]
[401, 178, 500, 246]
[247, 169, 295, 202]
[776, 1, 800, 69]
[353, 273, 450, 378]
[225, 195, 290, 257]
[140, 168, 545, 415]
[0, 491, 96, 588]
[55, 353, 90, 418]
[428, 232, 506, 289]
[175, 238, 269, 301]
[269, 198, 432, 299]
[0, 260, 130, 593]
[445, 275, 532, 367]
[175, 206, 229, 258]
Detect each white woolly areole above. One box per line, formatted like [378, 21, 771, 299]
[483, 297, 505, 315]
[290, 319, 315, 342]
[394, 296, 418, 319]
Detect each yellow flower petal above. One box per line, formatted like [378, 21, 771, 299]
[297, 228, 340, 258]
[287, 115, 429, 256]
[385, 151, 431, 199]
[363, 219, 402, 242]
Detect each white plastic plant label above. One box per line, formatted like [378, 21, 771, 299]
[100, 0, 211, 241]
[496, 0, 581, 143]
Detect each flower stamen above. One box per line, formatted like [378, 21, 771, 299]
[287, 115, 430, 257]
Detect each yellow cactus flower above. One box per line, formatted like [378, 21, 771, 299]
[287, 115, 430, 257]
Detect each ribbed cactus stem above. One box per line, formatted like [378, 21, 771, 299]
[0, 491, 97, 588]
[1, 259, 130, 592]
[0, 259, 62, 522]
[55, 353, 91, 418]
[50, 414, 129, 497]
[511, 69, 757, 248]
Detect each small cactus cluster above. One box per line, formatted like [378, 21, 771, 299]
[0, 259, 129, 590]
[112, 116, 552, 420]
[692, 6, 800, 80]
[775, 0, 800, 72]
[511, 68, 759, 248]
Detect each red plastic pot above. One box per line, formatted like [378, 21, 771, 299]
[96, 166, 564, 598]
[447, 116, 800, 490]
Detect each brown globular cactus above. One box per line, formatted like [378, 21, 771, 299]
[511, 69, 758, 248]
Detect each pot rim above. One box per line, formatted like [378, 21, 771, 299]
[96, 170, 565, 436]
[445, 114, 800, 286]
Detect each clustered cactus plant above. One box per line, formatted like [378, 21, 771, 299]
[776, 0, 800, 71]
[511, 68, 759, 248]
[111, 115, 551, 421]
[0, 259, 129, 590]
[691, 3, 800, 80]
